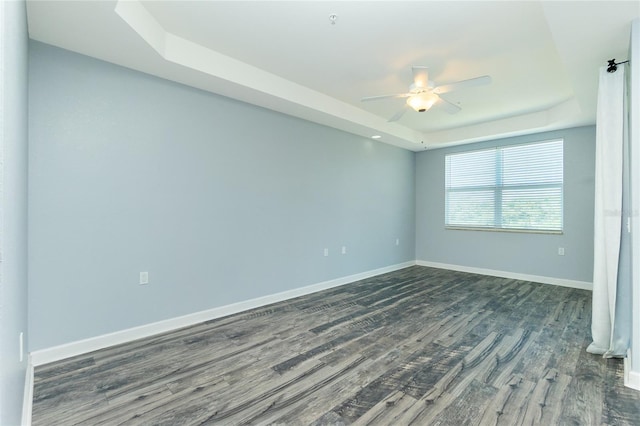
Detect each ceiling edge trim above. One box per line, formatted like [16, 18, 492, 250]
[114, 0, 422, 149]
[420, 97, 583, 147]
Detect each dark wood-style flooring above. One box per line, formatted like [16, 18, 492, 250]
[32, 266, 640, 425]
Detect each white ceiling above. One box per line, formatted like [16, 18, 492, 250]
[26, 1, 639, 151]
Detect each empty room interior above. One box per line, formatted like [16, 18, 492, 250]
[2, 1, 640, 425]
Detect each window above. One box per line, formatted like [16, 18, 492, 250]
[445, 139, 563, 233]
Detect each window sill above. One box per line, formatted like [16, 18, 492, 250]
[445, 226, 563, 235]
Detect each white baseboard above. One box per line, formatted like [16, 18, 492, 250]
[625, 349, 640, 391]
[22, 355, 33, 426]
[28, 260, 592, 367]
[416, 260, 593, 291]
[30, 261, 416, 367]
[625, 370, 640, 391]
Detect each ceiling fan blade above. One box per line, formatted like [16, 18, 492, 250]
[388, 106, 409, 122]
[433, 75, 492, 95]
[435, 95, 461, 114]
[412, 66, 429, 88]
[361, 93, 411, 102]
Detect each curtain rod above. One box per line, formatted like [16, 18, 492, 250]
[607, 59, 629, 73]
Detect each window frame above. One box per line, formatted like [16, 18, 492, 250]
[444, 139, 564, 234]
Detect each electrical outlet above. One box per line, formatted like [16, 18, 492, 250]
[139, 271, 149, 285]
[19, 332, 24, 362]
[341, 246, 347, 254]
[323, 248, 329, 257]
[396, 238, 400, 246]
[558, 247, 565, 256]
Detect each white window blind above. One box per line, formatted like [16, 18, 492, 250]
[445, 139, 563, 232]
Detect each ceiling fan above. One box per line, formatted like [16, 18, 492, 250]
[361, 66, 492, 122]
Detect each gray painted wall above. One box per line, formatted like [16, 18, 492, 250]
[0, 1, 29, 424]
[416, 126, 596, 283]
[28, 42, 416, 351]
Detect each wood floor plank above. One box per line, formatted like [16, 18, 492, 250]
[602, 357, 640, 426]
[519, 369, 572, 425]
[557, 339, 606, 425]
[419, 379, 496, 425]
[67, 383, 176, 426]
[421, 331, 504, 405]
[232, 355, 371, 425]
[484, 377, 537, 426]
[264, 354, 384, 425]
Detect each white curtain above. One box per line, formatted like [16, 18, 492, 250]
[588, 65, 631, 358]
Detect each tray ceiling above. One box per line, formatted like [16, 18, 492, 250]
[26, 1, 639, 151]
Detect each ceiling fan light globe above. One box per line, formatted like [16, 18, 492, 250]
[407, 92, 438, 112]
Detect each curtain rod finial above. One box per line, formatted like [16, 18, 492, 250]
[607, 58, 629, 73]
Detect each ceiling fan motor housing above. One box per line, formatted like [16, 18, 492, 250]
[409, 82, 435, 92]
